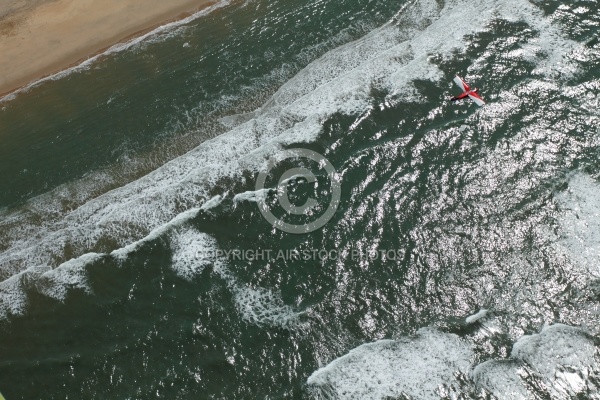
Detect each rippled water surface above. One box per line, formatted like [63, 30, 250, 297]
[0, 0, 599, 398]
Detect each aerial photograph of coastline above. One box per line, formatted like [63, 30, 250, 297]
[0, 0, 599, 398]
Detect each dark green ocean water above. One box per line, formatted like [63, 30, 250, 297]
[1, 0, 599, 398]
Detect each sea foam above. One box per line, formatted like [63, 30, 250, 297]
[306, 328, 473, 400]
[473, 324, 600, 399]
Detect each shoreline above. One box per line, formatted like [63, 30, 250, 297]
[0, 0, 223, 100]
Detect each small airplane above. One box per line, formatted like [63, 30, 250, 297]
[450, 75, 485, 106]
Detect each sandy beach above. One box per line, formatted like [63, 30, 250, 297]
[0, 0, 218, 97]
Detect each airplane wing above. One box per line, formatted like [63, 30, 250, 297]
[453, 75, 470, 92]
[468, 92, 486, 107]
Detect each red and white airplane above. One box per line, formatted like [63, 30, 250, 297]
[450, 75, 485, 106]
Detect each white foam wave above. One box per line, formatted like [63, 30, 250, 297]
[110, 205, 204, 262]
[0, 265, 51, 319]
[466, 309, 488, 324]
[473, 324, 600, 399]
[233, 189, 271, 204]
[232, 285, 302, 328]
[306, 328, 473, 400]
[472, 360, 532, 399]
[513, 325, 597, 382]
[0, 253, 103, 319]
[169, 227, 217, 280]
[200, 252, 305, 328]
[35, 253, 104, 301]
[200, 194, 224, 211]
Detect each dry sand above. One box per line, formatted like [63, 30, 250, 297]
[0, 0, 218, 97]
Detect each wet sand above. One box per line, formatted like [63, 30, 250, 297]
[0, 0, 218, 97]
